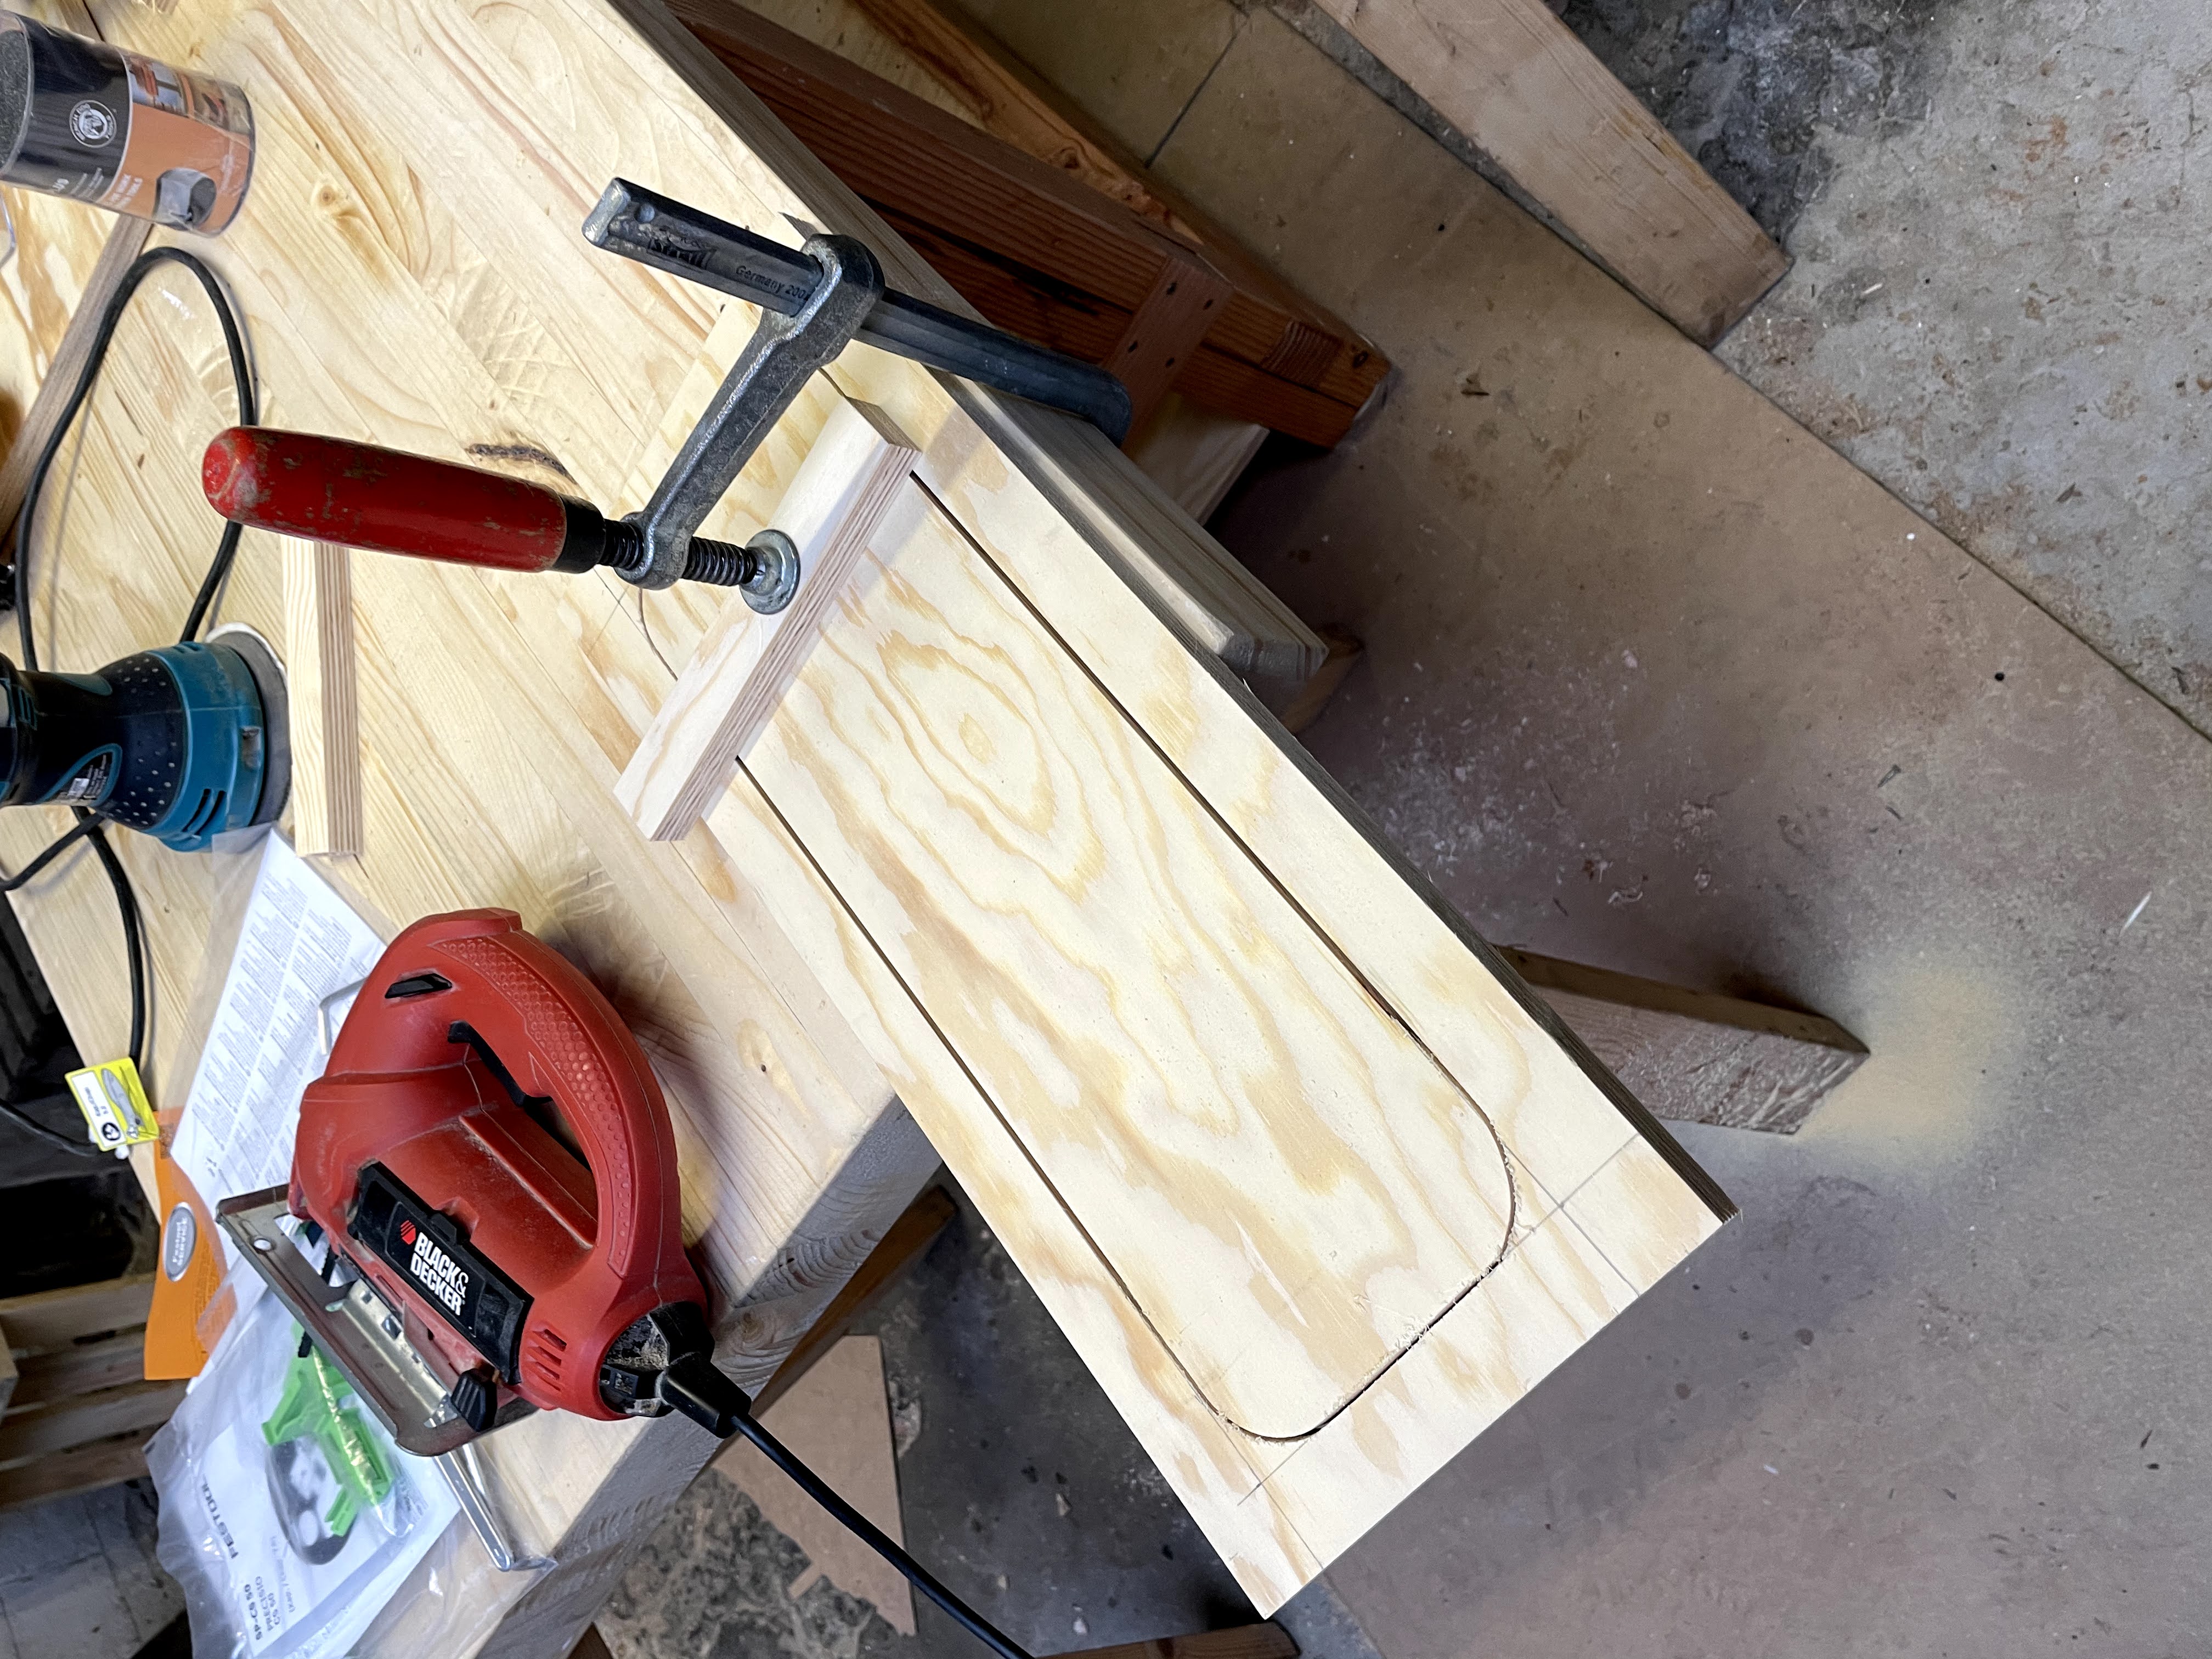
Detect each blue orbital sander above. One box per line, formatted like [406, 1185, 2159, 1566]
[0, 628, 286, 852]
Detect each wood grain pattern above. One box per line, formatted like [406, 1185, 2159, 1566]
[0, 1378, 183, 1462]
[0, 1431, 149, 1511]
[0, 0, 1725, 1644]
[669, 0, 1386, 444]
[1270, 625, 1362, 736]
[1124, 392, 1268, 525]
[0, 1277, 176, 1503]
[758, 0, 1378, 404]
[751, 1181, 952, 1414]
[6, 1330, 146, 1406]
[0, 0, 137, 486]
[845, 0, 1196, 237]
[0, 213, 151, 557]
[696, 358, 1732, 1592]
[280, 539, 363, 859]
[731, 483, 1518, 1438]
[1309, 0, 1789, 344]
[0, 1274, 151, 1352]
[617, 398, 919, 841]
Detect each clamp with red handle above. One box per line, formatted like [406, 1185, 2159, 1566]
[199, 179, 1132, 608]
[293, 908, 712, 1429]
[201, 426, 801, 608]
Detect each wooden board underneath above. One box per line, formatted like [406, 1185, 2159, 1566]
[1307, 0, 1788, 343]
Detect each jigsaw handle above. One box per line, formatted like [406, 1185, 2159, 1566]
[330, 910, 687, 1289]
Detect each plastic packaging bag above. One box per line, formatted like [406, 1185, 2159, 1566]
[148, 1264, 459, 1658]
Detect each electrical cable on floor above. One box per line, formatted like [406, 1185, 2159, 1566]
[733, 1410, 1034, 1659]
[656, 1350, 1034, 1659]
[2, 246, 257, 1078]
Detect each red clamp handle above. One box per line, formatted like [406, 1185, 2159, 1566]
[201, 427, 588, 574]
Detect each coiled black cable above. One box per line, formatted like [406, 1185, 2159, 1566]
[3, 246, 257, 1081]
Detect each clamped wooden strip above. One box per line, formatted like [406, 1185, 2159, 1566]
[283, 538, 363, 859]
[617, 399, 921, 842]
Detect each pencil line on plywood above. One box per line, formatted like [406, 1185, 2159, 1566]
[787, 475, 1533, 1443]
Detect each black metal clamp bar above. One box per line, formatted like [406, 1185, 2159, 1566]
[583, 179, 1133, 446]
[626, 229, 883, 594]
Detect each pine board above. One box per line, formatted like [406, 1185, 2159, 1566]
[1308, 0, 1789, 344]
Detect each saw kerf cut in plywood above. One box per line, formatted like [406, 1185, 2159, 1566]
[617, 397, 919, 841]
[724, 471, 1519, 1440]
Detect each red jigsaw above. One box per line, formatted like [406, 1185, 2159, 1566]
[291, 908, 708, 1430]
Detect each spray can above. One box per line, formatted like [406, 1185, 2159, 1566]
[0, 12, 252, 235]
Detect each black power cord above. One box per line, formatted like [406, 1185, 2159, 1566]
[658, 1351, 1035, 1659]
[4, 246, 258, 1080]
[0, 1091, 99, 1155]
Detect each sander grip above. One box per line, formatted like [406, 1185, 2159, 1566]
[201, 427, 599, 575]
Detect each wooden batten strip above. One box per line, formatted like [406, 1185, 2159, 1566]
[617, 398, 921, 842]
[283, 538, 364, 860]
[1310, 0, 1788, 344]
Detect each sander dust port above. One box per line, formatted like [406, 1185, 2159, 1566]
[0, 12, 251, 235]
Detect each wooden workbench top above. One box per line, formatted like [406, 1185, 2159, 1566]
[0, 2, 1726, 1652]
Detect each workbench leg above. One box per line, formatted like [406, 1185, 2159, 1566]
[1267, 627, 1363, 737]
[748, 1182, 954, 1415]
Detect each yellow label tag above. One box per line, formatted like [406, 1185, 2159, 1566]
[66, 1058, 157, 1155]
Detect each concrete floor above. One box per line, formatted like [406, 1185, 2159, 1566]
[597, 3, 2211, 1656]
[1608, 0, 2212, 743]
[0, 1483, 178, 1659]
[1176, 6, 2212, 1654]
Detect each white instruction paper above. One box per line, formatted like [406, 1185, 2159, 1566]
[155, 1286, 459, 1659]
[173, 833, 386, 1256]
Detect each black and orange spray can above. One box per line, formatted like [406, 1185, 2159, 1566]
[0, 13, 252, 235]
